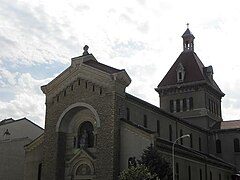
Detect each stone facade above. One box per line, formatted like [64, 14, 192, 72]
[35, 49, 131, 180]
[24, 29, 240, 180]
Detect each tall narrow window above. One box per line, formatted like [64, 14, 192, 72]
[183, 98, 187, 111]
[176, 99, 180, 112]
[169, 125, 172, 141]
[211, 100, 214, 113]
[188, 166, 191, 180]
[190, 133, 193, 148]
[199, 137, 202, 151]
[208, 99, 211, 112]
[216, 104, 219, 116]
[234, 138, 240, 152]
[176, 163, 179, 180]
[157, 120, 160, 136]
[200, 169, 202, 180]
[144, 115, 147, 128]
[189, 97, 193, 110]
[126, 108, 130, 121]
[216, 139, 222, 153]
[170, 100, 174, 113]
[180, 129, 183, 145]
[210, 171, 213, 180]
[219, 174, 221, 180]
[38, 163, 42, 180]
[73, 136, 76, 148]
[213, 102, 216, 114]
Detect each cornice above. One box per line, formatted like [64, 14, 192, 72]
[24, 133, 44, 152]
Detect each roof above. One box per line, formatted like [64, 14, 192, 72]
[120, 118, 155, 134]
[157, 51, 224, 95]
[182, 28, 195, 38]
[126, 93, 208, 133]
[212, 120, 240, 130]
[25, 133, 44, 152]
[156, 138, 235, 170]
[84, 60, 122, 74]
[0, 117, 43, 130]
[158, 51, 204, 86]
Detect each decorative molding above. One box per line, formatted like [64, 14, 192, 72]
[56, 102, 100, 132]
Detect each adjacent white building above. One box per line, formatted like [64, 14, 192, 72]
[0, 118, 43, 180]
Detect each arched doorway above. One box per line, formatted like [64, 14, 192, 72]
[55, 102, 99, 179]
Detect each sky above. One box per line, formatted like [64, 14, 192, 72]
[0, 0, 240, 128]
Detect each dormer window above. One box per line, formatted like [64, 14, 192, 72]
[176, 63, 185, 83]
[204, 66, 214, 82]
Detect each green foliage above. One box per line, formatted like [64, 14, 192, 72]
[120, 145, 172, 180]
[120, 164, 157, 180]
[139, 145, 172, 180]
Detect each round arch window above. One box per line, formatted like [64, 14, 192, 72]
[78, 121, 94, 148]
[76, 164, 92, 175]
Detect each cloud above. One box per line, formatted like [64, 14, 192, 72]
[111, 39, 145, 58]
[0, 0, 78, 66]
[0, 0, 240, 127]
[0, 68, 52, 127]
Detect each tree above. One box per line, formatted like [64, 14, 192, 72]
[120, 164, 157, 180]
[120, 145, 172, 180]
[139, 145, 172, 180]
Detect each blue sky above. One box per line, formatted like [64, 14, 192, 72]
[1, 0, 240, 127]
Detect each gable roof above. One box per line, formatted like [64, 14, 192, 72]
[157, 51, 224, 96]
[84, 60, 122, 74]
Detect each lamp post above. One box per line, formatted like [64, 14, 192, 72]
[172, 134, 190, 180]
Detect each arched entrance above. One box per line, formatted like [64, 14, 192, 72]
[56, 102, 99, 180]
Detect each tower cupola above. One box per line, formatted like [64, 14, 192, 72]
[182, 23, 195, 52]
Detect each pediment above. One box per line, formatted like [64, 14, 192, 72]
[65, 148, 96, 178]
[67, 148, 96, 165]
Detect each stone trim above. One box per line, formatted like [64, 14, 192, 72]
[56, 102, 100, 132]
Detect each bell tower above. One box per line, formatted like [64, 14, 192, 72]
[155, 26, 224, 129]
[182, 23, 195, 52]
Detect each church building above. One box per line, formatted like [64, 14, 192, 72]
[24, 27, 240, 180]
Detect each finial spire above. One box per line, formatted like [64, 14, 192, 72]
[187, 23, 189, 29]
[83, 45, 89, 56]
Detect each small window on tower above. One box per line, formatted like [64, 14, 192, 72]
[178, 72, 182, 80]
[176, 63, 185, 83]
[143, 115, 147, 128]
[170, 100, 174, 113]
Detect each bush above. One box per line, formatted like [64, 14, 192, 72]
[120, 164, 157, 180]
